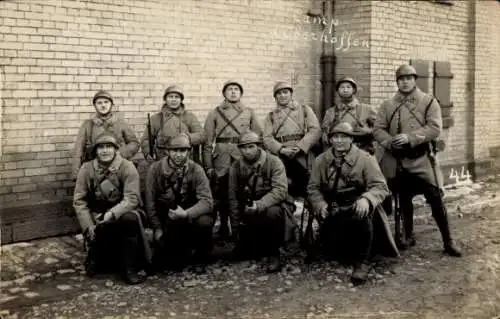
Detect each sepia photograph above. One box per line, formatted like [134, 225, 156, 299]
[1, 0, 499, 318]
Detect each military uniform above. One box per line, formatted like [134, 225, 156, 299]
[373, 64, 461, 256]
[145, 135, 214, 271]
[140, 85, 204, 161]
[73, 132, 148, 284]
[72, 90, 139, 180]
[228, 132, 296, 272]
[308, 123, 398, 284]
[263, 82, 321, 198]
[321, 78, 376, 154]
[203, 80, 262, 238]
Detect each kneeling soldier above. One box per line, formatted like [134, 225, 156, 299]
[73, 131, 148, 285]
[228, 131, 296, 273]
[307, 123, 399, 285]
[145, 134, 214, 273]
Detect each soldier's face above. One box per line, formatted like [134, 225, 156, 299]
[165, 93, 182, 109]
[96, 143, 116, 163]
[224, 85, 242, 102]
[239, 143, 260, 162]
[330, 133, 353, 152]
[275, 89, 292, 106]
[337, 82, 355, 98]
[168, 149, 189, 165]
[397, 75, 416, 93]
[94, 98, 113, 116]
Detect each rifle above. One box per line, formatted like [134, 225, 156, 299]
[244, 165, 261, 208]
[393, 108, 406, 248]
[147, 113, 156, 160]
[303, 157, 345, 261]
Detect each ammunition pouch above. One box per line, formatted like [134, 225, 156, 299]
[99, 179, 123, 204]
[326, 186, 363, 215]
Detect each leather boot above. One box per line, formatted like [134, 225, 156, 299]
[266, 251, 283, 274]
[433, 208, 462, 257]
[444, 240, 462, 257]
[84, 252, 99, 277]
[121, 237, 146, 285]
[351, 262, 371, 286]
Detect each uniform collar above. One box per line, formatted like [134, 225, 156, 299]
[93, 152, 123, 174]
[324, 144, 359, 168]
[337, 96, 359, 111]
[161, 104, 185, 116]
[240, 149, 266, 170]
[220, 100, 243, 112]
[161, 156, 189, 176]
[394, 87, 420, 103]
[274, 99, 299, 112]
[92, 113, 117, 126]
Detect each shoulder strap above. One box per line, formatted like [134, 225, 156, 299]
[272, 108, 292, 137]
[423, 97, 435, 125]
[215, 106, 243, 137]
[86, 119, 94, 145]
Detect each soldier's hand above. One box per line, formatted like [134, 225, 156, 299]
[290, 147, 302, 157]
[354, 197, 370, 219]
[319, 205, 329, 220]
[206, 168, 215, 179]
[244, 202, 258, 214]
[176, 207, 188, 219]
[87, 225, 96, 241]
[145, 154, 155, 162]
[392, 134, 409, 147]
[279, 147, 294, 159]
[154, 228, 163, 242]
[101, 211, 115, 223]
[168, 209, 179, 220]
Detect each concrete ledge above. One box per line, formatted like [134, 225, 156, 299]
[1, 200, 79, 244]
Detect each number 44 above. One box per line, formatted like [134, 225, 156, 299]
[449, 167, 472, 184]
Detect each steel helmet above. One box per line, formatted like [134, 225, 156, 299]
[328, 122, 356, 138]
[273, 81, 293, 97]
[92, 90, 114, 105]
[92, 131, 120, 155]
[222, 80, 244, 95]
[395, 64, 417, 80]
[167, 133, 191, 150]
[237, 131, 262, 147]
[336, 77, 357, 93]
[163, 85, 185, 101]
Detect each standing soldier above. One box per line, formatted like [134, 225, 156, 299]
[263, 81, 321, 198]
[307, 123, 399, 285]
[73, 131, 148, 285]
[228, 132, 296, 273]
[373, 64, 461, 257]
[321, 77, 377, 154]
[203, 80, 262, 240]
[72, 90, 139, 180]
[145, 134, 214, 273]
[140, 85, 204, 162]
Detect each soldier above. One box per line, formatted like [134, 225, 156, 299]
[72, 90, 139, 180]
[145, 134, 214, 273]
[307, 123, 399, 285]
[140, 85, 203, 162]
[73, 131, 148, 285]
[373, 64, 461, 257]
[263, 81, 321, 198]
[321, 77, 377, 154]
[228, 131, 296, 273]
[203, 80, 262, 239]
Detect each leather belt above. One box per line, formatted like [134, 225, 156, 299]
[215, 137, 239, 144]
[275, 133, 304, 143]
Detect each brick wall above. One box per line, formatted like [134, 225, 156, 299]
[0, 0, 323, 243]
[1, 0, 500, 243]
[473, 0, 500, 161]
[368, 0, 471, 169]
